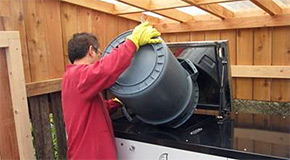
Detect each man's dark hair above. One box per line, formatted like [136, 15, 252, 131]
[68, 32, 99, 63]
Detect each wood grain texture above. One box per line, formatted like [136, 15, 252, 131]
[154, 14, 290, 33]
[1, 0, 32, 82]
[28, 95, 54, 159]
[236, 29, 254, 100]
[5, 35, 34, 159]
[23, 0, 50, 81]
[190, 31, 205, 41]
[91, 11, 106, 51]
[272, 26, 290, 102]
[176, 32, 190, 42]
[0, 49, 20, 159]
[77, 6, 92, 32]
[26, 78, 62, 97]
[205, 30, 220, 41]
[43, 0, 65, 79]
[250, 0, 282, 15]
[253, 28, 272, 101]
[104, 14, 119, 48]
[60, 2, 78, 65]
[231, 65, 290, 79]
[0, 0, 10, 17]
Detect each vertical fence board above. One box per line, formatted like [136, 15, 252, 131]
[23, 0, 49, 81]
[118, 17, 130, 34]
[129, 21, 138, 29]
[190, 31, 205, 41]
[43, 0, 65, 79]
[91, 11, 106, 51]
[60, 2, 77, 65]
[104, 14, 119, 48]
[165, 33, 177, 43]
[50, 92, 67, 160]
[236, 29, 254, 100]
[76, 6, 92, 33]
[29, 95, 54, 159]
[176, 32, 190, 42]
[253, 28, 272, 101]
[205, 31, 220, 41]
[272, 27, 290, 102]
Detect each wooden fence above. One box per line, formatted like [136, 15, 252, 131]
[28, 92, 67, 159]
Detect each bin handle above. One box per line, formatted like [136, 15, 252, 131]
[182, 59, 199, 81]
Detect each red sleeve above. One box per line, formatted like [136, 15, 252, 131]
[105, 99, 122, 112]
[77, 40, 136, 100]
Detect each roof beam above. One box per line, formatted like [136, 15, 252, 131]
[61, 0, 115, 14]
[250, 0, 282, 15]
[117, 0, 194, 22]
[114, 3, 144, 15]
[149, 0, 190, 10]
[191, 0, 245, 5]
[60, 0, 158, 24]
[119, 13, 160, 24]
[182, 0, 234, 19]
[155, 9, 194, 22]
[154, 14, 290, 33]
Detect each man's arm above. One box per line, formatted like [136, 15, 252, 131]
[77, 40, 136, 100]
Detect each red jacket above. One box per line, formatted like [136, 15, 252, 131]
[61, 40, 136, 159]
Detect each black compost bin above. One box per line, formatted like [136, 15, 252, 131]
[103, 31, 199, 128]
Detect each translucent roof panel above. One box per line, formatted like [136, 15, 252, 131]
[143, 11, 165, 19]
[100, 0, 117, 4]
[177, 6, 209, 15]
[273, 0, 290, 8]
[219, 1, 264, 12]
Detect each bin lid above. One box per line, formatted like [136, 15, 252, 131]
[103, 31, 166, 95]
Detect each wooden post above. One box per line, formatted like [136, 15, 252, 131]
[0, 31, 34, 159]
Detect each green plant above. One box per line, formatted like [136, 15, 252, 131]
[50, 113, 59, 160]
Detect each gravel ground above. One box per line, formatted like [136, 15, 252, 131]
[232, 99, 290, 116]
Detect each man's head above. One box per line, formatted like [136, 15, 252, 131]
[68, 32, 102, 64]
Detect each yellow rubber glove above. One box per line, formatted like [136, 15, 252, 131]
[112, 97, 123, 107]
[127, 21, 163, 50]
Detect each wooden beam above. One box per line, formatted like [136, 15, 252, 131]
[155, 9, 194, 22]
[26, 78, 62, 97]
[191, 0, 245, 5]
[231, 65, 290, 79]
[0, 31, 34, 159]
[119, 13, 160, 24]
[60, 0, 158, 24]
[61, 0, 115, 14]
[115, 3, 144, 15]
[250, 0, 282, 16]
[117, 0, 246, 14]
[154, 14, 290, 33]
[182, 0, 234, 19]
[118, 0, 194, 22]
[149, 0, 190, 10]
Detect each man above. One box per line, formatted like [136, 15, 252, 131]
[61, 22, 162, 159]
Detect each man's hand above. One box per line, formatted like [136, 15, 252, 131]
[127, 21, 163, 50]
